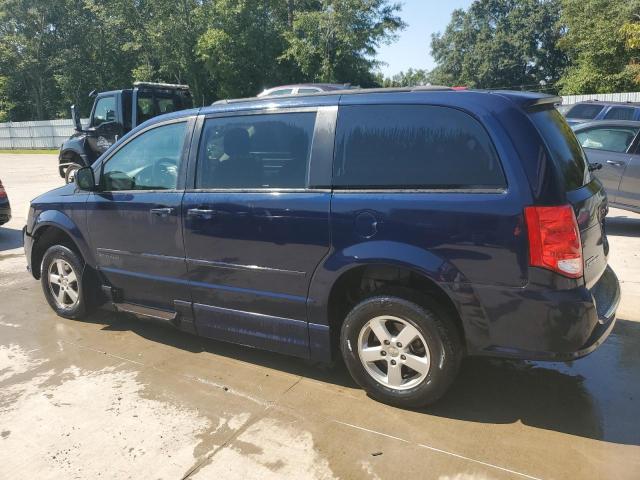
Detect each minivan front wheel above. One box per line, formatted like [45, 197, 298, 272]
[341, 293, 462, 408]
[41, 245, 91, 319]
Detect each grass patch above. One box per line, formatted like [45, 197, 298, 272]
[0, 149, 58, 154]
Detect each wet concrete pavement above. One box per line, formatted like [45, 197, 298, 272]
[1, 155, 639, 479]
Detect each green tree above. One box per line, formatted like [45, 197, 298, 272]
[430, 0, 566, 91]
[281, 0, 405, 86]
[378, 68, 431, 87]
[197, 0, 290, 99]
[0, 0, 67, 119]
[558, 0, 640, 94]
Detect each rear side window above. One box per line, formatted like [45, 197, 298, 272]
[604, 106, 635, 120]
[565, 103, 603, 120]
[196, 112, 316, 189]
[333, 105, 505, 189]
[529, 108, 590, 191]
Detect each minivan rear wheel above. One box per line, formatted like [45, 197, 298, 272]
[340, 291, 462, 408]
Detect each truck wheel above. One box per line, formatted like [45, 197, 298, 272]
[41, 245, 93, 319]
[64, 163, 82, 184]
[340, 292, 462, 408]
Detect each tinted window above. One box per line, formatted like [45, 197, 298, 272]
[333, 105, 505, 189]
[530, 108, 590, 190]
[575, 126, 639, 153]
[137, 93, 155, 124]
[603, 106, 635, 120]
[197, 112, 316, 189]
[92, 96, 116, 127]
[565, 103, 604, 120]
[298, 88, 321, 94]
[102, 122, 187, 191]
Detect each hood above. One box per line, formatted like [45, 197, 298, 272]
[31, 182, 77, 204]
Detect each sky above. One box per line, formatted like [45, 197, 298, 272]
[376, 0, 475, 77]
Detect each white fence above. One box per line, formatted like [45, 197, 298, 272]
[0, 118, 87, 150]
[561, 92, 640, 105]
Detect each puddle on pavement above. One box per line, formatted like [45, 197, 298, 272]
[0, 344, 259, 479]
[190, 416, 337, 480]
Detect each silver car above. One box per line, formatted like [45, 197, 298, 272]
[573, 120, 640, 213]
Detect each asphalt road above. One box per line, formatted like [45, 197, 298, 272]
[1, 154, 639, 479]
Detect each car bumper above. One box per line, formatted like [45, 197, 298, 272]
[23, 226, 34, 274]
[472, 265, 620, 361]
[0, 204, 10, 225]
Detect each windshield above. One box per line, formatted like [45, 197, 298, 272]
[530, 108, 590, 191]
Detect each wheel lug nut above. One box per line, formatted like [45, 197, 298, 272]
[397, 342, 402, 348]
[390, 360, 396, 366]
[383, 340, 390, 345]
[401, 355, 406, 360]
[381, 351, 387, 356]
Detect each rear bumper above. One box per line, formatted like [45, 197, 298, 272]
[472, 265, 620, 361]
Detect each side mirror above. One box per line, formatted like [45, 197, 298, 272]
[75, 167, 97, 191]
[71, 104, 82, 132]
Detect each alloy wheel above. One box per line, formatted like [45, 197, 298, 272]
[357, 315, 431, 390]
[47, 258, 79, 309]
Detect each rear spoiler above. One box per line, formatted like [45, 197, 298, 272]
[489, 91, 562, 111]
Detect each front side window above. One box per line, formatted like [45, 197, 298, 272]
[575, 126, 639, 153]
[102, 122, 187, 191]
[603, 107, 635, 121]
[92, 96, 116, 127]
[196, 112, 316, 189]
[333, 105, 505, 189]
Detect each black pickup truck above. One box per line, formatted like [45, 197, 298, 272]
[59, 82, 193, 181]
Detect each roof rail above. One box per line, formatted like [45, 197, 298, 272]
[211, 85, 454, 106]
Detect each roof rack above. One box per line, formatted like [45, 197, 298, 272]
[133, 81, 190, 90]
[212, 85, 453, 105]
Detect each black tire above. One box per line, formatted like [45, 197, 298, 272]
[64, 163, 82, 184]
[40, 245, 93, 319]
[340, 290, 463, 408]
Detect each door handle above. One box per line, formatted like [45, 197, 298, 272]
[606, 160, 626, 167]
[150, 207, 174, 217]
[187, 208, 215, 219]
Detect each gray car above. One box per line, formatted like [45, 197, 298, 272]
[573, 120, 640, 213]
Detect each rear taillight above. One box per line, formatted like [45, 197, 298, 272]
[0, 180, 6, 199]
[524, 204, 583, 278]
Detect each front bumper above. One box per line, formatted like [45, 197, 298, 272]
[23, 226, 34, 274]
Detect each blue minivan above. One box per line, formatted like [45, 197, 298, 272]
[24, 87, 620, 407]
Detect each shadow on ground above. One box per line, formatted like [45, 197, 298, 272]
[0, 227, 23, 252]
[83, 309, 640, 447]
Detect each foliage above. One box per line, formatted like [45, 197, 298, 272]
[558, 0, 640, 94]
[376, 68, 431, 87]
[429, 0, 566, 91]
[281, 0, 405, 87]
[0, 0, 403, 120]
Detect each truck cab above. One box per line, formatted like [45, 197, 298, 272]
[58, 82, 193, 180]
